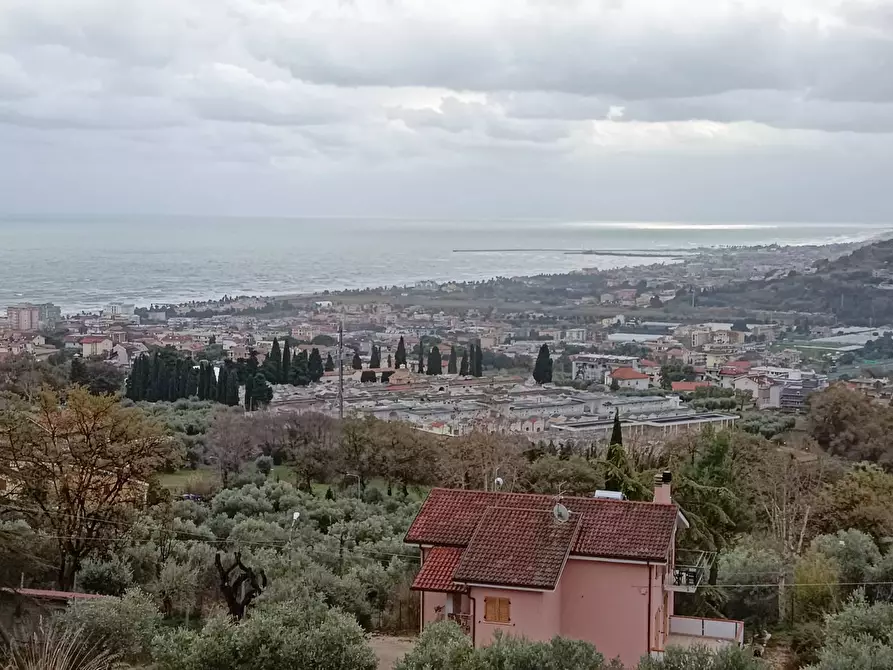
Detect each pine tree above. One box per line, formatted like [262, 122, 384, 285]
[610, 409, 623, 446]
[395, 336, 407, 369]
[325, 353, 335, 372]
[352, 351, 363, 370]
[448, 346, 458, 374]
[417, 338, 425, 374]
[459, 352, 469, 376]
[533, 343, 553, 384]
[308, 348, 325, 382]
[281, 341, 291, 384]
[369, 345, 381, 369]
[426, 345, 442, 375]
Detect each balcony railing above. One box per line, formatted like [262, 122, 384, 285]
[668, 615, 744, 645]
[668, 551, 714, 593]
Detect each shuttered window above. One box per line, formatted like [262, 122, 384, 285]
[483, 597, 511, 623]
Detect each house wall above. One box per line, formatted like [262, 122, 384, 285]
[559, 559, 652, 668]
[470, 587, 560, 647]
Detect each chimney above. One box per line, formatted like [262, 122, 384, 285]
[653, 470, 672, 505]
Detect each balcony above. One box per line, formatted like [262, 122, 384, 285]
[666, 615, 744, 650]
[436, 611, 472, 635]
[667, 551, 713, 593]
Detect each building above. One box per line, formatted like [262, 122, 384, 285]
[607, 367, 651, 391]
[7, 304, 40, 332]
[571, 354, 640, 383]
[407, 478, 742, 667]
[80, 337, 114, 358]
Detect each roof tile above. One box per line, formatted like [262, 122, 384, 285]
[411, 547, 467, 593]
[405, 488, 677, 563]
[453, 507, 581, 590]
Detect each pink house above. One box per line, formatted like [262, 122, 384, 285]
[406, 475, 743, 668]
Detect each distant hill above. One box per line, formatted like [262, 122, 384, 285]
[675, 238, 893, 325]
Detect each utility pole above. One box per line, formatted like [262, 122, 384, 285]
[338, 320, 344, 420]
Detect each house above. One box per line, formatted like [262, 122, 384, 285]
[571, 354, 640, 383]
[639, 359, 662, 386]
[607, 367, 651, 391]
[407, 478, 743, 667]
[80, 337, 113, 358]
[670, 381, 711, 393]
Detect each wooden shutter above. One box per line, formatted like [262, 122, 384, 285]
[498, 598, 511, 623]
[484, 597, 497, 621]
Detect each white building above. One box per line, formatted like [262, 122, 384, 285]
[571, 354, 640, 383]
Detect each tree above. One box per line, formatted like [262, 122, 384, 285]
[290, 349, 311, 386]
[352, 351, 363, 370]
[214, 552, 267, 619]
[205, 410, 259, 486]
[217, 365, 229, 404]
[395, 336, 407, 369]
[448, 346, 458, 374]
[308, 348, 325, 382]
[325, 353, 335, 372]
[649, 295, 663, 308]
[387, 353, 392, 369]
[360, 370, 377, 383]
[263, 338, 282, 383]
[226, 366, 240, 406]
[807, 385, 893, 462]
[474, 343, 484, 377]
[811, 464, 893, 543]
[281, 341, 291, 384]
[70, 356, 87, 386]
[811, 529, 880, 587]
[252, 374, 273, 409]
[610, 410, 623, 446]
[426, 346, 442, 375]
[0, 389, 177, 589]
[416, 338, 425, 374]
[369, 345, 381, 369]
[283, 412, 338, 491]
[459, 352, 469, 376]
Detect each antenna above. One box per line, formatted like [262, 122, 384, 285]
[552, 482, 570, 522]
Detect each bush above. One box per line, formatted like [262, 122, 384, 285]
[639, 645, 766, 669]
[150, 600, 377, 670]
[717, 542, 783, 627]
[255, 455, 274, 475]
[56, 588, 162, 664]
[811, 529, 880, 586]
[77, 555, 134, 596]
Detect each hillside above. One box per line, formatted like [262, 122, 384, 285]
[677, 238, 893, 325]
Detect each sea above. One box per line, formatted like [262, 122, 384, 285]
[0, 217, 888, 314]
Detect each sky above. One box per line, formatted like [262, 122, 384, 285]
[1, 0, 892, 221]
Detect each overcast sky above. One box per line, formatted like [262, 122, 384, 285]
[1, 0, 891, 221]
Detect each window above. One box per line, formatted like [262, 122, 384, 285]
[483, 597, 511, 623]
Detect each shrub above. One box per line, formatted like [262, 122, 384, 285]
[639, 645, 766, 669]
[77, 555, 134, 596]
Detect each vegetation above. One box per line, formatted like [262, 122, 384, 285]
[533, 343, 554, 384]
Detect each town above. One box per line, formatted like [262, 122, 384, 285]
[2, 239, 893, 670]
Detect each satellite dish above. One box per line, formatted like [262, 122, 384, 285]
[552, 503, 570, 523]
[494, 477, 505, 489]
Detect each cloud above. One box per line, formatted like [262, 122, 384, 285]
[0, 0, 891, 219]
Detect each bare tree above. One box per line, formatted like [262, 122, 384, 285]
[282, 412, 338, 491]
[205, 409, 259, 487]
[0, 388, 177, 590]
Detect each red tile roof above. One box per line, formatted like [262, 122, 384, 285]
[611, 367, 650, 381]
[453, 507, 581, 590]
[412, 547, 467, 593]
[406, 488, 677, 563]
[639, 359, 660, 368]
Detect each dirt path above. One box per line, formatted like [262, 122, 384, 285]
[370, 636, 415, 669]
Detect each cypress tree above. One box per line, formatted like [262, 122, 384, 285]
[264, 338, 282, 383]
[244, 372, 254, 410]
[308, 348, 325, 382]
[474, 343, 483, 377]
[325, 353, 335, 372]
[291, 350, 311, 386]
[139, 354, 151, 400]
[216, 365, 228, 404]
[533, 343, 553, 384]
[157, 360, 171, 401]
[467, 344, 475, 377]
[252, 373, 273, 409]
[281, 341, 291, 384]
[395, 336, 407, 369]
[417, 337, 425, 374]
[147, 352, 161, 401]
[448, 346, 458, 374]
[178, 359, 190, 398]
[369, 345, 381, 369]
[426, 345, 442, 375]
[459, 352, 469, 376]
[351, 351, 363, 370]
[226, 365, 240, 406]
[207, 365, 218, 402]
[70, 356, 87, 386]
[387, 353, 392, 369]
[167, 369, 178, 402]
[125, 356, 139, 400]
[610, 409, 623, 446]
[186, 364, 199, 397]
